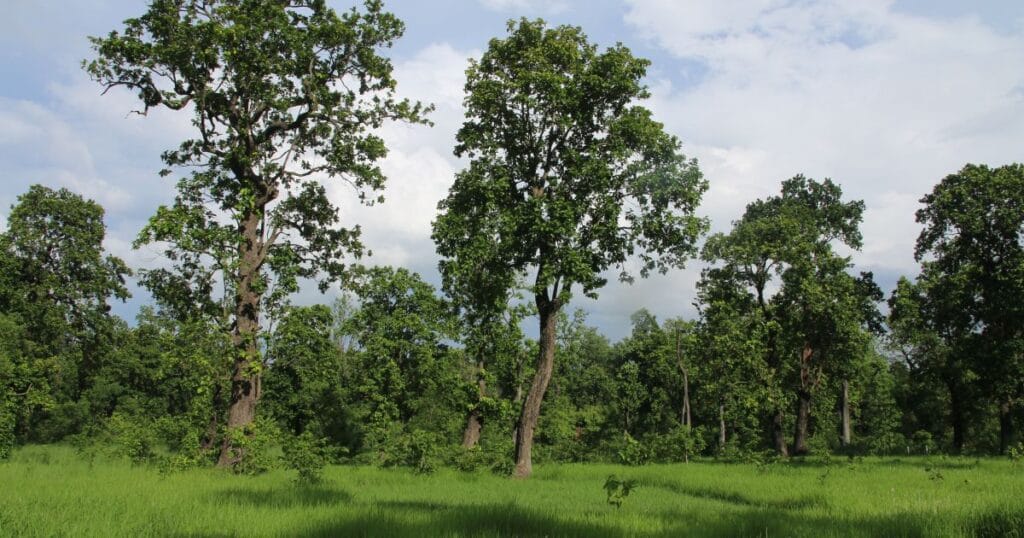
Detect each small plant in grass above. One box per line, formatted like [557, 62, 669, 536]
[283, 431, 329, 485]
[1009, 442, 1024, 464]
[924, 465, 944, 482]
[604, 474, 637, 509]
[227, 417, 280, 475]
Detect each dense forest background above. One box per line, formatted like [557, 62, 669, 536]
[1, 1, 1022, 478]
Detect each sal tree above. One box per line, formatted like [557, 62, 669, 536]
[433, 19, 707, 477]
[86, 0, 427, 466]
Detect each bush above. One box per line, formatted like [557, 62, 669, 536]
[452, 438, 514, 475]
[648, 426, 707, 463]
[226, 417, 280, 475]
[106, 413, 157, 464]
[282, 431, 329, 485]
[614, 433, 649, 466]
[0, 405, 14, 460]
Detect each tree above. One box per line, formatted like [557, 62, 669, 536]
[432, 19, 707, 477]
[86, 0, 429, 466]
[702, 176, 878, 455]
[912, 163, 1024, 453]
[0, 185, 130, 443]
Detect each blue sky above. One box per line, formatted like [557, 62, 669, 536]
[2, 0, 1023, 341]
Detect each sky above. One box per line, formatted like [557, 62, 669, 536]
[1, 0, 1022, 341]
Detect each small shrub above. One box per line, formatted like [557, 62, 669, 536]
[649, 426, 707, 463]
[226, 417, 280, 475]
[1008, 442, 1024, 464]
[282, 431, 329, 485]
[615, 433, 649, 466]
[603, 474, 637, 509]
[106, 413, 157, 464]
[0, 405, 15, 460]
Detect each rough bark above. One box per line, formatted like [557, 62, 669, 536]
[773, 409, 789, 457]
[840, 379, 851, 448]
[513, 298, 559, 478]
[218, 209, 266, 467]
[792, 343, 816, 456]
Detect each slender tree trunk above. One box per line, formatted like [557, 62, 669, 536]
[793, 389, 811, 455]
[462, 359, 487, 449]
[718, 401, 727, 450]
[676, 330, 691, 427]
[513, 299, 559, 478]
[999, 399, 1012, 455]
[840, 379, 851, 448]
[218, 210, 265, 467]
[947, 379, 965, 454]
[773, 409, 789, 456]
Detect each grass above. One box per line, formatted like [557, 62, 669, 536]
[2, 445, 1023, 537]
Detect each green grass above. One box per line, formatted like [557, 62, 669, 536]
[2, 446, 1023, 537]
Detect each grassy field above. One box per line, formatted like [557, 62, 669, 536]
[2, 446, 1022, 537]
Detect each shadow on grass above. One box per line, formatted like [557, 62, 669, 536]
[216, 483, 353, 509]
[292, 500, 977, 538]
[640, 476, 826, 511]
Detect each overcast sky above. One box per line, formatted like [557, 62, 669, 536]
[2, 0, 1022, 341]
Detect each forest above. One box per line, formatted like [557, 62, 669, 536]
[1, 1, 1023, 536]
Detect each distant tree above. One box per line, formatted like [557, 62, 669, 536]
[911, 163, 1024, 453]
[702, 176, 879, 455]
[86, 0, 429, 466]
[432, 18, 707, 477]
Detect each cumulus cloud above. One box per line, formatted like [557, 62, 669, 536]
[615, 0, 1024, 328]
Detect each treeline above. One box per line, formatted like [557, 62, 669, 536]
[2, 163, 1022, 470]
[1, 1, 1022, 477]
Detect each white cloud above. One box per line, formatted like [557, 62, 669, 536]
[625, 0, 1024, 311]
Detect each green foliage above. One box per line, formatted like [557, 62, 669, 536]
[226, 418, 281, 476]
[282, 431, 329, 485]
[603, 474, 637, 509]
[613, 433, 650, 466]
[648, 426, 708, 463]
[105, 413, 158, 464]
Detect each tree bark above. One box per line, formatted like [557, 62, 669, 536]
[462, 359, 486, 449]
[793, 389, 811, 455]
[840, 379, 851, 448]
[718, 401, 727, 450]
[676, 330, 691, 427]
[218, 210, 266, 467]
[773, 409, 789, 456]
[513, 297, 559, 478]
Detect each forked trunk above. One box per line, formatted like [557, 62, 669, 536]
[218, 211, 265, 467]
[840, 379, 851, 448]
[513, 299, 559, 478]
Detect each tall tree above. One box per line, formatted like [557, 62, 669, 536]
[913, 163, 1024, 453]
[86, 0, 428, 466]
[433, 19, 707, 477]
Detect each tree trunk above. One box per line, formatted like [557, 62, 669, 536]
[718, 401, 727, 450]
[218, 210, 265, 467]
[840, 379, 851, 448]
[773, 409, 789, 456]
[999, 399, 1012, 455]
[793, 389, 811, 455]
[462, 360, 487, 449]
[948, 380, 965, 454]
[676, 330, 691, 427]
[513, 298, 559, 478]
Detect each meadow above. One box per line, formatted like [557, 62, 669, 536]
[2, 446, 1022, 537]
